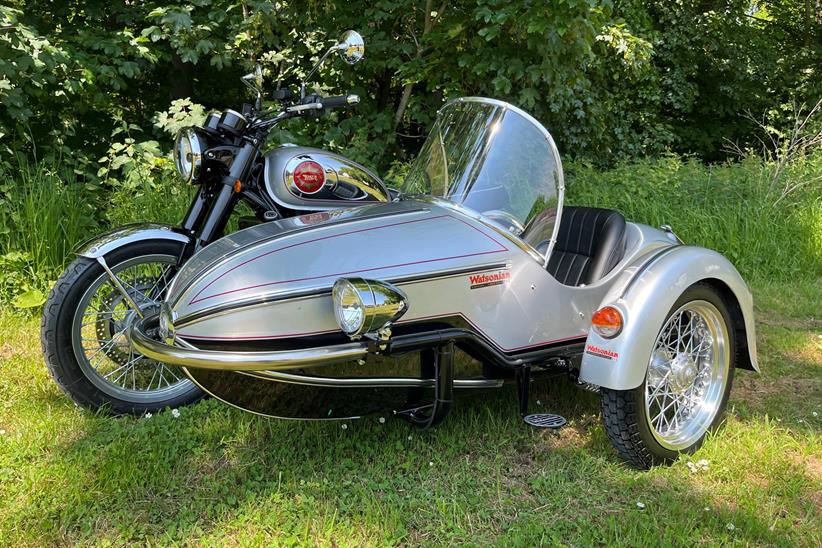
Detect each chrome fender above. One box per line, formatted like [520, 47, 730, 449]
[75, 223, 191, 259]
[578, 246, 759, 391]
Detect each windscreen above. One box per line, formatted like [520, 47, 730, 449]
[401, 98, 563, 254]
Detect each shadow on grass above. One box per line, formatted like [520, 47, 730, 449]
[5, 371, 814, 545]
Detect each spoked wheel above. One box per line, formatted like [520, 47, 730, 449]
[601, 283, 735, 469]
[41, 240, 202, 415]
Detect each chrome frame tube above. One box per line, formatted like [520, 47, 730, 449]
[129, 316, 368, 371]
[241, 369, 504, 389]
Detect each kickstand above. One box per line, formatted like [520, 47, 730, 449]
[399, 342, 455, 429]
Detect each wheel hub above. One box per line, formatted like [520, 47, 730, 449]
[668, 352, 698, 393]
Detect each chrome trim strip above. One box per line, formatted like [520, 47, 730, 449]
[241, 370, 504, 389]
[170, 207, 428, 306]
[172, 261, 510, 329]
[180, 366, 364, 421]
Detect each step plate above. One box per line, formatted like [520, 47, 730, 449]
[523, 413, 567, 429]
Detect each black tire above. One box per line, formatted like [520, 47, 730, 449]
[41, 239, 203, 415]
[600, 283, 736, 469]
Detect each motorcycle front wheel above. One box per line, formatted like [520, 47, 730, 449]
[41, 239, 203, 415]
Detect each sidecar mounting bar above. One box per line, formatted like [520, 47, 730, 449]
[384, 329, 585, 369]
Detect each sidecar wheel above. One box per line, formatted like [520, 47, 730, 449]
[600, 284, 735, 469]
[41, 240, 203, 416]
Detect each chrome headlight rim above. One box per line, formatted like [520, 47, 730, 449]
[173, 128, 203, 184]
[332, 277, 408, 339]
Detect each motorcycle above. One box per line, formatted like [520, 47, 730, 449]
[41, 30, 391, 415]
[127, 97, 760, 469]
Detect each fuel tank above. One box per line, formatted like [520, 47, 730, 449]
[263, 145, 389, 211]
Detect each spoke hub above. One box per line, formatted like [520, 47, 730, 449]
[668, 352, 698, 393]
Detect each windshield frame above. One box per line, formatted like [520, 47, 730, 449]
[402, 97, 566, 267]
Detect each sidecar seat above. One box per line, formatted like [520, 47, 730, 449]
[545, 206, 626, 286]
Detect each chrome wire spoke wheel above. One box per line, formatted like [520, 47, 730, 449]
[644, 300, 730, 451]
[70, 254, 192, 402]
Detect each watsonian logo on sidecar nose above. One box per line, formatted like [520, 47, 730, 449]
[468, 270, 511, 289]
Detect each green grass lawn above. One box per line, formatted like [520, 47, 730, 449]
[1, 279, 819, 546]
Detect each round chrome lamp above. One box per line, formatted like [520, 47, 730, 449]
[332, 278, 408, 339]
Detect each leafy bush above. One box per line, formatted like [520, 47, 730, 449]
[2, 1, 819, 172]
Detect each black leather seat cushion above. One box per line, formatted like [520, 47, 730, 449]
[546, 206, 626, 286]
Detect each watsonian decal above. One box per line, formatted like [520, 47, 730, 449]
[469, 270, 511, 289]
[585, 344, 619, 361]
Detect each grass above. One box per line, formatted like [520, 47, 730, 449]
[566, 155, 822, 280]
[0, 278, 819, 545]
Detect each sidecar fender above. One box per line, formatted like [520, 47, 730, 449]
[75, 223, 191, 259]
[578, 246, 759, 391]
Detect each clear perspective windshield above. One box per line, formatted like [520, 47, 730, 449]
[401, 98, 563, 253]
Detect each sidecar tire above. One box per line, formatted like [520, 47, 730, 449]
[41, 240, 203, 416]
[600, 284, 736, 469]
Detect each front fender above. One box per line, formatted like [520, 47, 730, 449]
[75, 223, 191, 259]
[578, 246, 759, 391]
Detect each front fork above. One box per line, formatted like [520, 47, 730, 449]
[181, 140, 262, 252]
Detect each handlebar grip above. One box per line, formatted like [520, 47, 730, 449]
[320, 94, 360, 109]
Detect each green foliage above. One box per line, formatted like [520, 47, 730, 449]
[2, 1, 819, 171]
[0, 159, 101, 303]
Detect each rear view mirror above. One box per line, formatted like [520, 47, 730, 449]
[336, 30, 365, 64]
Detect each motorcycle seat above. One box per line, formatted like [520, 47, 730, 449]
[545, 206, 626, 286]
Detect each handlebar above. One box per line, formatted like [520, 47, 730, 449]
[249, 93, 360, 132]
[319, 94, 360, 109]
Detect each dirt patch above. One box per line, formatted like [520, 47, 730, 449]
[788, 451, 822, 482]
[0, 343, 15, 360]
[540, 425, 588, 451]
[732, 375, 822, 408]
[757, 315, 822, 331]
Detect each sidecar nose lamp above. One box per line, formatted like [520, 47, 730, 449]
[332, 278, 409, 339]
[591, 306, 623, 338]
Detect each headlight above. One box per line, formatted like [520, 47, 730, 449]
[173, 128, 203, 183]
[332, 278, 409, 339]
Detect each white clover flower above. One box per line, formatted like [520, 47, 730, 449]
[378, 417, 386, 424]
[0, 429, 6, 435]
[636, 501, 646, 510]
[813, 411, 818, 417]
[171, 408, 180, 419]
[726, 523, 736, 532]
[341, 423, 348, 430]
[703, 507, 711, 512]
[687, 459, 709, 473]
[144, 413, 153, 419]
[407, 435, 413, 441]
[429, 461, 434, 467]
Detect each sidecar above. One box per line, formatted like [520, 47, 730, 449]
[130, 98, 758, 468]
